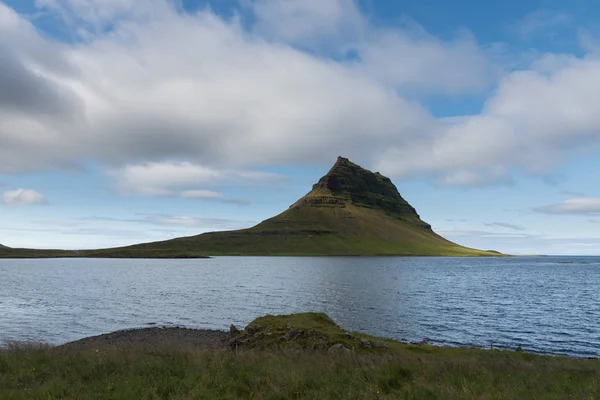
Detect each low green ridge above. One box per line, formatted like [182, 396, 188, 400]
[0, 248, 208, 259]
[0, 157, 500, 257]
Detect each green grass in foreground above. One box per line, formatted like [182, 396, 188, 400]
[1, 342, 599, 399]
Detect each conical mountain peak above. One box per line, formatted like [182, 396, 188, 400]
[297, 157, 422, 219]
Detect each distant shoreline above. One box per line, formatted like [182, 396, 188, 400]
[57, 326, 230, 351]
[0, 251, 507, 259]
[3, 315, 595, 360]
[46, 325, 594, 359]
[0, 249, 211, 259]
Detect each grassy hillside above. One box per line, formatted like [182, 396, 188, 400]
[0, 157, 500, 258]
[98, 158, 497, 256]
[128, 202, 492, 256]
[1, 313, 597, 399]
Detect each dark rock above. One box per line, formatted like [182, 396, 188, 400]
[282, 330, 297, 341]
[372, 340, 389, 349]
[245, 324, 261, 334]
[307, 156, 429, 227]
[230, 324, 240, 336]
[312, 341, 329, 351]
[297, 196, 346, 207]
[361, 339, 372, 348]
[328, 343, 352, 355]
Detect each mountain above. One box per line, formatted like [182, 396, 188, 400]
[0, 244, 8, 249]
[0, 157, 498, 258]
[114, 157, 495, 256]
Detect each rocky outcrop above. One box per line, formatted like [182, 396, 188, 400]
[230, 324, 241, 336]
[327, 343, 352, 356]
[299, 157, 424, 218]
[228, 312, 393, 354]
[289, 157, 432, 230]
[296, 196, 346, 207]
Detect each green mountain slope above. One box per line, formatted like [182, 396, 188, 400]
[0, 157, 499, 257]
[114, 157, 496, 256]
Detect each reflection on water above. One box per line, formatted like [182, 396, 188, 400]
[0, 256, 599, 357]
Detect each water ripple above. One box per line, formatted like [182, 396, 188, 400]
[0, 256, 599, 357]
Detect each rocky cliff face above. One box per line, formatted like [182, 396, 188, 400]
[297, 157, 424, 219]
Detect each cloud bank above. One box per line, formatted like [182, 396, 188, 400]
[111, 161, 283, 202]
[2, 189, 47, 206]
[1, 0, 600, 187]
[536, 198, 600, 215]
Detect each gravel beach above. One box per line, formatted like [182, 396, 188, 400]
[58, 327, 231, 351]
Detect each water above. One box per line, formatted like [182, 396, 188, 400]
[1, 256, 599, 357]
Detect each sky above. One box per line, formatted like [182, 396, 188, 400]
[2, 0, 600, 255]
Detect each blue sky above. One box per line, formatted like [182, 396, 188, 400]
[2, 0, 600, 254]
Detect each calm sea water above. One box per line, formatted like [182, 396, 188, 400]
[1, 256, 599, 357]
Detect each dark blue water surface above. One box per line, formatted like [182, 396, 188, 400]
[1, 256, 599, 357]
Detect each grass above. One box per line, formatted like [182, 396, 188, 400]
[1, 339, 599, 399]
[103, 203, 499, 257]
[2, 312, 598, 399]
[231, 312, 393, 352]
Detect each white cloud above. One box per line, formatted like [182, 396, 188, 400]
[353, 28, 497, 95]
[80, 213, 256, 229]
[34, 0, 156, 33]
[0, 1, 439, 174]
[375, 52, 600, 185]
[2, 189, 47, 206]
[249, 0, 364, 47]
[514, 10, 572, 38]
[437, 229, 531, 239]
[1, 1, 600, 188]
[437, 167, 512, 187]
[180, 190, 223, 199]
[536, 198, 600, 215]
[249, 0, 496, 95]
[0, 212, 257, 248]
[145, 214, 255, 229]
[111, 161, 282, 199]
[483, 222, 526, 231]
[438, 228, 600, 255]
